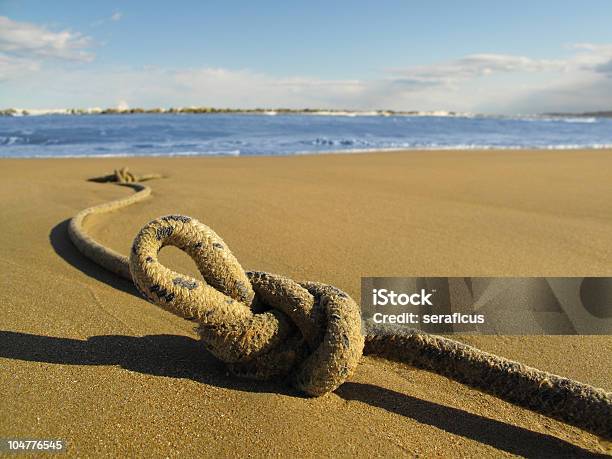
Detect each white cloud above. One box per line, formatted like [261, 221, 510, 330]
[501, 73, 612, 113]
[570, 43, 612, 53]
[0, 16, 94, 87]
[382, 45, 612, 112]
[0, 53, 39, 80]
[389, 54, 568, 87]
[3, 66, 370, 110]
[92, 11, 123, 26]
[0, 19, 611, 115]
[498, 43, 612, 113]
[594, 59, 612, 75]
[0, 16, 93, 61]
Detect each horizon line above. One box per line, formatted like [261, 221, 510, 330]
[1, 107, 611, 118]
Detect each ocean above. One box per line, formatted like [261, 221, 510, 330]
[1, 113, 611, 158]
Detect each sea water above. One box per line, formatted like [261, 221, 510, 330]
[1, 113, 611, 158]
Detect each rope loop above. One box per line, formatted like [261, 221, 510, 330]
[128, 214, 364, 396]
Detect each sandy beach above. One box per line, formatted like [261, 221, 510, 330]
[1, 149, 611, 457]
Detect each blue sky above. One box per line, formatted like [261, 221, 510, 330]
[1, 1, 612, 113]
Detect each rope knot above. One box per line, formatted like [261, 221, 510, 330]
[88, 167, 163, 184]
[114, 167, 136, 183]
[128, 215, 364, 396]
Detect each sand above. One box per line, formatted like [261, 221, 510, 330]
[0, 149, 611, 457]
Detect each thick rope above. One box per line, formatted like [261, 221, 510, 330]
[68, 168, 163, 279]
[67, 169, 611, 440]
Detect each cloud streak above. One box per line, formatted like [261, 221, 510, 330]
[0, 16, 93, 61]
[389, 54, 568, 85]
[0, 53, 40, 80]
[92, 11, 123, 27]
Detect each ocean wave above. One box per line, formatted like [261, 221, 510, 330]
[307, 137, 379, 147]
[8, 149, 240, 159]
[0, 136, 20, 146]
[1, 134, 49, 145]
[4, 144, 612, 159]
[291, 143, 612, 156]
[2, 114, 612, 157]
[414, 143, 612, 150]
[506, 116, 599, 124]
[560, 117, 598, 123]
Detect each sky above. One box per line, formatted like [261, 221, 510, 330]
[1, 0, 612, 113]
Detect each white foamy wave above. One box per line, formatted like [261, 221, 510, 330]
[14, 149, 241, 159]
[292, 143, 612, 156]
[161, 149, 241, 157]
[507, 115, 599, 124]
[560, 117, 597, 123]
[409, 143, 612, 150]
[308, 137, 379, 147]
[0, 136, 20, 145]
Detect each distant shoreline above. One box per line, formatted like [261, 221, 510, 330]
[1, 107, 611, 118]
[0, 107, 464, 117]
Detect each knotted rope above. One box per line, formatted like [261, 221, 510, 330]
[68, 169, 611, 440]
[88, 166, 163, 184]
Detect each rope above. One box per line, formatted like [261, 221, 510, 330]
[68, 166, 162, 279]
[68, 168, 611, 440]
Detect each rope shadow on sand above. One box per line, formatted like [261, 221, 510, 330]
[336, 382, 605, 457]
[49, 219, 139, 298]
[0, 330, 295, 396]
[0, 330, 602, 457]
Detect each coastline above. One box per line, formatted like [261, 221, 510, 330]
[4, 144, 612, 159]
[2, 107, 611, 118]
[1, 149, 611, 456]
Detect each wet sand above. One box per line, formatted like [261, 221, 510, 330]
[0, 149, 611, 456]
